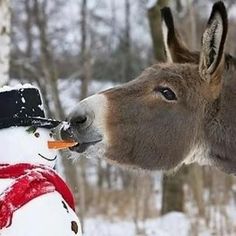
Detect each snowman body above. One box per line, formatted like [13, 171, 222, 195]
[1, 192, 80, 236]
[0, 127, 82, 236]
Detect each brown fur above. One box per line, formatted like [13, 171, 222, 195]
[103, 64, 206, 170]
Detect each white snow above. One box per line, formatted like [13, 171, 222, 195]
[21, 97, 26, 103]
[83, 212, 191, 236]
[1, 192, 82, 236]
[0, 0, 10, 86]
[0, 179, 14, 194]
[0, 127, 58, 167]
[60, 121, 70, 131]
[0, 83, 35, 92]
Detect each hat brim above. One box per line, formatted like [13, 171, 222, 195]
[0, 117, 61, 129]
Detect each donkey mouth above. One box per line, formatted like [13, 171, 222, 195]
[60, 123, 103, 153]
[69, 140, 102, 153]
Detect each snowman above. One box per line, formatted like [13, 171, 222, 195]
[0, 85, 82, 236]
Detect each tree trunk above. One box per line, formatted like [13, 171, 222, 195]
[33, 0, 64, 120]
[147, 0, 168, 62]
[161, 171, 184, 214]
[24, 0, 33, 58]
[80, 0, 90, 100]
[0, 0, 10, 85]
[188, 164, 205, 216]
[33, 1, 81, 228]
[106, 164, 112, 189]
[188, 0, 197, 49]
[123, 0, 132, 82]
[13, 0, 52, 117]
[77, 0, 90, 232]
[186, 2, 205, 217]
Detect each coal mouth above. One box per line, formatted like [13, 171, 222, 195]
[38, 153, 57, 161]
[69, 140, 101, 153]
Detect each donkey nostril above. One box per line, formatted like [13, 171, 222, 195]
[71, 115, 87, 126]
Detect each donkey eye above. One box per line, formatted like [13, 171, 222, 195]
[155, 87, 177, 101]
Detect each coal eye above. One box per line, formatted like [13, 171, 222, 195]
[155, 86, 177, 101]
[49, 133, 53, 138]
[34, 132, 40, 138]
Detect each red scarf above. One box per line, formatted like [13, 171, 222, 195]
[0, 163, 75, 229]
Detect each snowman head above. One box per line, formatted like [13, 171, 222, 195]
[0, 84, 61, 167]
[0, 126, 58, 167]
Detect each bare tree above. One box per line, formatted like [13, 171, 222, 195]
[147, 0, 168, 62]
[188, 0, 197, 49]
[24, 0, 33, 58]
[33, 0, 64, 120]
[80, 0, 90, 100]
[77, 0, 91, 232]
[0, 0, 10, 85]
[123, 0, 132, 82]
[161, 170, 184, 214]
[188, 164, 205, 216]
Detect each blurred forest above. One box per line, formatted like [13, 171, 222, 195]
[3, 0, 236, 235]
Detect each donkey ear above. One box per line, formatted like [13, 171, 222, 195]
[161, 7, 198, 64]
[199, 1, 228, 83]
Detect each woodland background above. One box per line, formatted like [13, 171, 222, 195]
[1, 0, 236, 235]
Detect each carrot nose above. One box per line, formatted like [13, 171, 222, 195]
[48, 140, 78, 150]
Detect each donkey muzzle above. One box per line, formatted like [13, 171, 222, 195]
[60, 95, 106, 153]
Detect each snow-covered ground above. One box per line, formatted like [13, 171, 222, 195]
[84, 213, 191, 236]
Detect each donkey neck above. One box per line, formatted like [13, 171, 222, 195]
[206, 66, 236, 173]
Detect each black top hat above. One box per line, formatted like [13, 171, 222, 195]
[0, 85, 61, 129]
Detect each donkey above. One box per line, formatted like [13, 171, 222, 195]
[61, 2, 236, 174]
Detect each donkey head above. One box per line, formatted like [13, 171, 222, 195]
[62, 2, 230, 172]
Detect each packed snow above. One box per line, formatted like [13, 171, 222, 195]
[1, 193, 81, 236]
[0, 83, 35, 92]
[0, 127, 57, 167]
